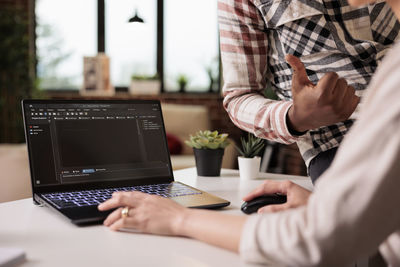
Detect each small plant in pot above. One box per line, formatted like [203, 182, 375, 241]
[185, 130, 230, 176]
[129, 73, 160, 95]
[177, 74, 189, 93]
[236, 133, 265, 179]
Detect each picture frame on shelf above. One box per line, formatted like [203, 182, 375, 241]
[81, 53, 114, 96]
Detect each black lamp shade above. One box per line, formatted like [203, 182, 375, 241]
[128, 10, 144, 23]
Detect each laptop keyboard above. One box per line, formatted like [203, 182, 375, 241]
[42, 183, 202, 209]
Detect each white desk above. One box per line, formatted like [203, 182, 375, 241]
[0, 168, 312, 267]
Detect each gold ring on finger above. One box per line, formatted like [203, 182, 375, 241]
[121, 207, 129, 218]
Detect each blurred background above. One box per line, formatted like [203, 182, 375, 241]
[0, 0, 306, 180]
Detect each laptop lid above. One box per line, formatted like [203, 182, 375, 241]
[22, 99, 174, 197]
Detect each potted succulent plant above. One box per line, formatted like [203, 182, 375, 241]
[185, 130, 230, 176]
[177, 74, 189, 93]
[236, 133, 265, 179]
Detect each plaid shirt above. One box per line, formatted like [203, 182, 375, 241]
[219, 0, 399, 166]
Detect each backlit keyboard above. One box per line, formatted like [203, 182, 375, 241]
[42, 183, 201, 209]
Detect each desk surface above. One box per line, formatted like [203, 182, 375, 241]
[0, 168, 312, 267]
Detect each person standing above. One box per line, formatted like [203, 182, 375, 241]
[219, 0, 399, 182]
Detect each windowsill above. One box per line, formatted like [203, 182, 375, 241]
[45, 90, 223, 100]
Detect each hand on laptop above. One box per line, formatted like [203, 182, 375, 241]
[98, 191, 187, 235]
[243, 180, 311, 213]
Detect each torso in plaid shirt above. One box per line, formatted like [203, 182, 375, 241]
[219, 0, 400, 166]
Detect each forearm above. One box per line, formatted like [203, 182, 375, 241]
[179, 209, 247, 252]
[223, 91, 297, 144]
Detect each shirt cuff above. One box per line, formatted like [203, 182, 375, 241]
[275, 101, 301, 143]
[286, 110, 308, 136]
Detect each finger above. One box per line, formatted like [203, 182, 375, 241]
[258, 203, 291, 213]
[317, 72, 339, 99]
[243, 180, 288, 201]
[242, 185, 266, 201]
[337, 86, 355, 116]
[98, 191, 147, 211]
[352, 95, 360, 109]
[285, 54, 314, 90]
[103, 207, 123, 226]
[109, 217, 138, 231]
[345, 92, 360, 117]
[331, 78, 348, 102]
[325, 78, 347, 106]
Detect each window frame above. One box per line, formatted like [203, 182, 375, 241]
[34, 0, 221, 94]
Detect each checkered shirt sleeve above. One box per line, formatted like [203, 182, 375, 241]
[218, 0, 297, 144]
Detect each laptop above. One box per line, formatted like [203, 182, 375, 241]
[22, 99, 230, 225]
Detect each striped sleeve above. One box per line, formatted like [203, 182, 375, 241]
[218, 0, 298, 144]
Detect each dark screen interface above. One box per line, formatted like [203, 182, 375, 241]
[24, 103, 172, 187]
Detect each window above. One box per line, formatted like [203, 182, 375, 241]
[164, 0, 219, 92]
[36, 0, 97, 90]
[106, 0, 157, 87]
[35, 0, 220, 93]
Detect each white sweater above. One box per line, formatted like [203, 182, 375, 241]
[240, 41, 400, 267]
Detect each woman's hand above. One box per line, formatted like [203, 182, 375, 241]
[98, 191, 187, 235]
[243, 180, 312, 213]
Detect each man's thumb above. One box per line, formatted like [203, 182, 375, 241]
[286, 54, 313, 88]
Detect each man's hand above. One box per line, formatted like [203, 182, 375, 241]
[286, 54, 360, 133]
[243, 180, 312, 213]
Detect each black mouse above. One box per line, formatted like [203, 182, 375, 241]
[241, 194, 287, 214]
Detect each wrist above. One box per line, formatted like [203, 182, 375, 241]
[287, 106, 309, 134]
[173, 207, 192, 236]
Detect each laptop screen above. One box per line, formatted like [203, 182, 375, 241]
[23, 100, 173, 189]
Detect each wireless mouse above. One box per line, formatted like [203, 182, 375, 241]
[241, 194, 287, 214]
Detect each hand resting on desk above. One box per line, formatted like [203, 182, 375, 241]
[98, 190, 248, 252]
[98, 191, 186, 235]
[243, 180, 311, 213]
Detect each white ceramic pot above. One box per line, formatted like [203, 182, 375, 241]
[238, 156, 261, 180]
[129, 80, 160, 95]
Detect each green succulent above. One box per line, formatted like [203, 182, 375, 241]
[185, 130, 230, 150]
[131, 74, 159, 81]
[177, 74, 189, 87]
[236, 133, 265, 158]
